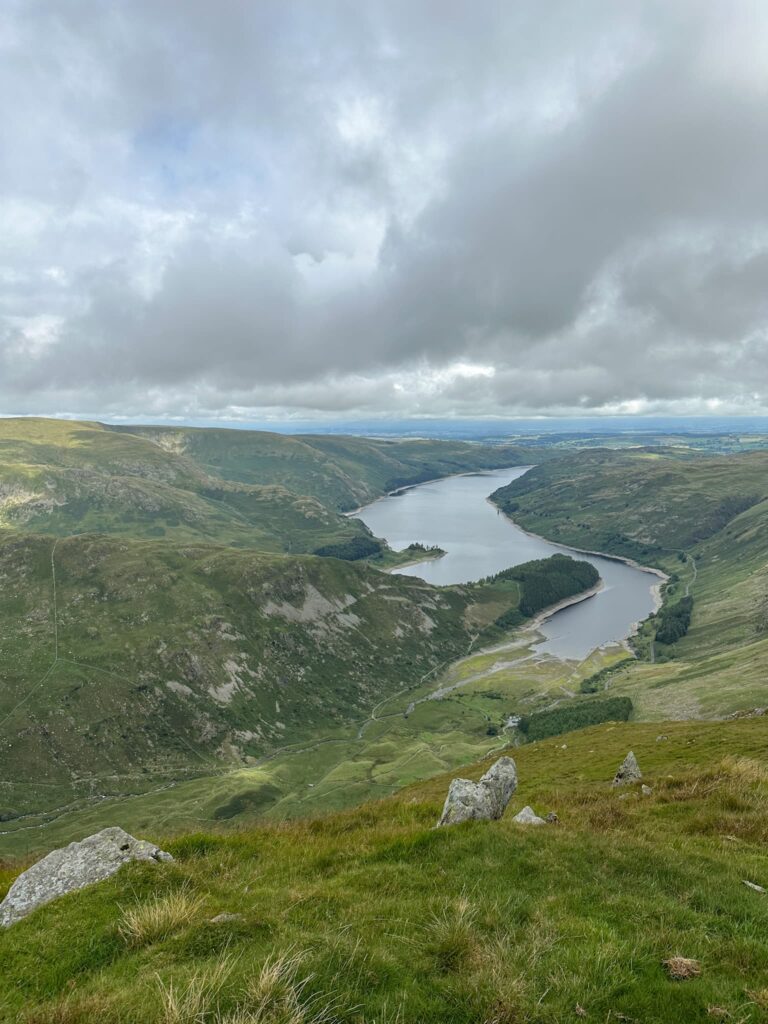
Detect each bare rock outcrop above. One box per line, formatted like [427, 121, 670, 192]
[0, 826, 173, 928]
[612, 751, 642, 786]
[437, 756, 517, 827]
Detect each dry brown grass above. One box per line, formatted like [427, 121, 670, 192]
[156, 951, 339, 1024]
[663, 956, 701, 981]
[720, 756, 768, 784]
[21, 994, 119, 1024]
[240, 951, 338, 1022]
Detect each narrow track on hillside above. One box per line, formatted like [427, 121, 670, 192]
[685, 556, 698, 597]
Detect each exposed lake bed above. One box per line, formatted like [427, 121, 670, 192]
[355, 467, 663, 661]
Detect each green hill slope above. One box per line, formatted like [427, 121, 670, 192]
[0, 533, 482, 823]
[491, 448, 768, 719]
[114, 424, 544, 512]
[491, 447, 768, 563]
[0, 418, 537, 552]
[0, 527, 598, 836]
[2, 719, 767, 1023]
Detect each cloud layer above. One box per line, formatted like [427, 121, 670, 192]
[2, 0, 768, 420]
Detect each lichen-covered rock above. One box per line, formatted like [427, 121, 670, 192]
[479, 757, 518, 818]
[0, 826, 173, 928]
[512, 805, 547, 826]
[437, 756, 517, 826]
[612, 751, 642, 786]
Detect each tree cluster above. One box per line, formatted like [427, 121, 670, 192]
[655, 595, 693, 645]
[486, 554, 599, 619]
[518, 696, 633, 742]
[313, 537, 382, 561]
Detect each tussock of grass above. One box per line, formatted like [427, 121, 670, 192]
[119, 887, 206, 947]
[239, 952, 337, 1024]
[158, 954, 238, 1023]
[664, 956, 702, 981]
[423, 897, 479, 974]
[156, 951, 337, 1024]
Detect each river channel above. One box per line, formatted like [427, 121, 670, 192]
[354, 467, 661, 660]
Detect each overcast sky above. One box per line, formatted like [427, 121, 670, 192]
[2, 1, 768, 422]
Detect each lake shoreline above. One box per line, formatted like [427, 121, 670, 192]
[489, 497, 667, 649]
[489, 497, 668, 619]
[356, 466, 663, 659]
[344, 465, 530, 518]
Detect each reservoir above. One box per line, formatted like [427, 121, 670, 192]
[354, 467, 660, 660]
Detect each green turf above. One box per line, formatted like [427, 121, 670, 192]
[2, 719, 768, 1022]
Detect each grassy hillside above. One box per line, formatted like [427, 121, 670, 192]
[115, 424, 543, 512]
[0, 418, 536, 553]
[0, 524, 598, 837]
[0, 533, 483, 824]
[0, 419, 369, 553]
[491, 447, 768, 564]
[491, 447, 768, 720]
[2, 719, 768, 1022]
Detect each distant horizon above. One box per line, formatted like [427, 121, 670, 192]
[5, 412, 768, 438]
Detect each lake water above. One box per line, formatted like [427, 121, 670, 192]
[354, 467, 660, 660]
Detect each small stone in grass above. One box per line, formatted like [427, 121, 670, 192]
[742, 880, 766, 894]
[641, 784, 653, 796]
[512, 805, 547, 826]
[706, 1008, 730, 1019]
[663, 956, 701, 981]
[209, 912, 243, 924]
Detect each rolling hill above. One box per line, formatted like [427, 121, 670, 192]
[0, 418, 591, 843]
[0, 418, 538, 551]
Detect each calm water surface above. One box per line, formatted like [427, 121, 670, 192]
[354, 468, 659, 660]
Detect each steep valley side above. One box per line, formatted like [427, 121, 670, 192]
[491, 448, 768, 719]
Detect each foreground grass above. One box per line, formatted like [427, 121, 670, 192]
[2, 720, 768, 1022]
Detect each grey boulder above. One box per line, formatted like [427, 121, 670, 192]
[512, 805, 547, 826]
[612, 751, 642, 786]
[0, 826, 173, 928]
[437, 756, 517, 826]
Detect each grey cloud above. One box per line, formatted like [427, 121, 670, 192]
[2, 1, 768, 420]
